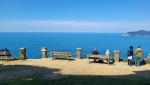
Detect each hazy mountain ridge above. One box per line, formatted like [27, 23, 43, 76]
[125, 30, 150, 36]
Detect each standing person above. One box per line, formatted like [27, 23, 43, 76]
[135, 46, 142, 66]
[106, 49, 110, 64]
[127, 46, 134, 66]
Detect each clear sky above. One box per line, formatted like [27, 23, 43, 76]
[0, 0, 150, 32]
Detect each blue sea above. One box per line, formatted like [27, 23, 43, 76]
[0, 32, 150, 59]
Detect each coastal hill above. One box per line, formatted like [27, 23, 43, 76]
[125, 30, 150, 36]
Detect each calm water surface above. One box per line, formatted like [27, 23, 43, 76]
[0, 32, 150, 59]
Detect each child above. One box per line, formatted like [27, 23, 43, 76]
[106, 49, 110, 64]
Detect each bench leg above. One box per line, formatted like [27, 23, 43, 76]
[6, 55, 8, 61]
[106, 59, 109, 64]
[88, 58, 90, 64]
[68, 57, 70, 61]
[52, 56, 55, 60]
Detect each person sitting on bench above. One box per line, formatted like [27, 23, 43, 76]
[92, 48, 99, 62]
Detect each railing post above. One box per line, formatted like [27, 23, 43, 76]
[114, 50, 120, 62]
[41, 47, 47, 58]
[19, 48, 26, 60]
[76, 48, 82, 59]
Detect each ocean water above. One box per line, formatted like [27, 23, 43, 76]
[0, 32, 150, 59]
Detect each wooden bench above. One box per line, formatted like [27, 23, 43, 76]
[51, 51, 71, 61]
[0, 52, 11, 60]
[87, 54, 113, 64]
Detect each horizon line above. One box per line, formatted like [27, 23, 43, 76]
[0, 31, 123, 34]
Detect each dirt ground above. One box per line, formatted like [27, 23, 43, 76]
[0, 58, 150, 80]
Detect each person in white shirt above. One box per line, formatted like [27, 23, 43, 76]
[106, 49, 110, 64]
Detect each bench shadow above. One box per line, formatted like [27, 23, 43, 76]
[52, 58, 75, 61]
[90, 60, 114, 65]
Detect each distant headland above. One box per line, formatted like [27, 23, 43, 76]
[123, 30, 150, 37]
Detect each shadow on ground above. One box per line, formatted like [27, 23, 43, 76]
[0, 65, 61, 80]
[0, 64, 150, 85]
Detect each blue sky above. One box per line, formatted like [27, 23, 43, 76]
[0, 0, 150, 32]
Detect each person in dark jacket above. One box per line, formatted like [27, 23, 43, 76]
[5, 48, 12, 56]
[127, 46, 134, 66]
[92, 48, 99, 55]
[92, 48, 99, 63]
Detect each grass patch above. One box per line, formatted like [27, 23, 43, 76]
[146, 60, 150, 64]
[0, 76, 150, 85]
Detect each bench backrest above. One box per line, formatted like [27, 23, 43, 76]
[87, 54, 110, 59]
[51, 51, 70, 57]
[0, 52, 7, 56]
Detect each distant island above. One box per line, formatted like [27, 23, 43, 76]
[123, 30, 150, 37]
